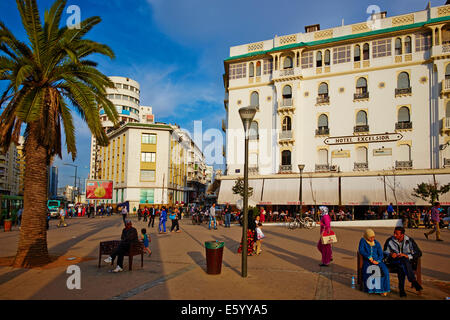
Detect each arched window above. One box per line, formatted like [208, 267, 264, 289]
[256, 61, 261, 76]
[324, 50, 331, 66]
[275, 56, 278, 70]
[282, 116, 292, 131]
[395, 38, 402, 55]
[398, 144, 411, 161]
[282, 150, 291, 165]
[356, 77, 368, 94]
[398, 107, 410, 123]
[446, 101, 450, 118]
[318, 149, 328, 165]
[249, 121, 258, 140]
[316, 51, 323, 67]
[318, 114, 328, 129]
[282, 85, 292, 106]
[356, 110, 368, 125]
[397, 72, 410, 89]
[250, 91, 259, 107]
[354, 45, 361, 62]
[405, 36, 412, 54]
[363, 43, 370, 60]
[318, 83, 328, 99]
[446, 64, 450, 79]
[356, 147, 368, 163]
[249, 62, 254, 77]
[284, 56, 293, 69]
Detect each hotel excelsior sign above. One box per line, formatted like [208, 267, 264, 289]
[324, 133, 403, 145]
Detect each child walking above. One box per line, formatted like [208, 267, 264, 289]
[255, 222, 265, 255]
[141, 228, 152, 255]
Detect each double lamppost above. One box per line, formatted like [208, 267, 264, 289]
[239, 106, 257, 278]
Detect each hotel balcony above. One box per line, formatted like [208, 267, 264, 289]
[279, 164, 292, 173]
[395, 160, 413, 170]
[443, 158, 450, 168]
[442, 78, 450, 96]
[395, 87, 412, 96]
[277, 98, 295, 113]
[354, 125, 370, 133]
[316, 96, 330, 105]
[315, 164, 330, 172]
[279, 130, 293, 141]
[273, 68, 300, 80]
[315, 127, 330, 136]
[395, 122, 413, 130]
[354, 92, 369, 101]
[441, 117, 450, 135]
[354, 162, 368, 171]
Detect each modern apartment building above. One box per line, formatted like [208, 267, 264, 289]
[0, 143, 20, 195]
[219, 3, 450, 211]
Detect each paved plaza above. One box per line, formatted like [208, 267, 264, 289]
[0, 215, 449, 300]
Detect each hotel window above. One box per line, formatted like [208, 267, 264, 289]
[140, 188, 155, 202]
[318, 82, 329, 98]
[256, 61, 261, 76]
[282, 116, 291, 131]
[141, 152, 156, 163]
[284, 56, 293, 69]
[356, 78, 368, 94]
[372, 39, 392, 58]
[356, 110, 368, 126]
[301, 51, 314, 69]
[356, 147, 368, 163]
[316, 51, 323, 67]
[318, 114, 328, 129]
[332, 45, 351, 64]
[281, 150, 291, 166]
[123, 84, 129, 90]
[415, 33, 432, 52]
[398, 144, 411, 161]
[249, 121, 259, 140]
[446, 64, 450, 79]
[395, 38, 402, 55]
[250, 91, 259, 108]
[249, 62, 255, 77]
[405, 36, 412, 53]
[446, 101, 450, 118]
[263, 59, 273, 75]
[142, 133, 156, 144]
[397, 72, 410, 89]
[398, 107, 410, 123]
[354, 45, 361, 62]
[115, 83, 122, 89]
[229, 63, 247, 80]
[363, 43, 370, 60]
[324, 50, 331, 66]
[318, 149, 328, 165]
[282, 85, 292, 106]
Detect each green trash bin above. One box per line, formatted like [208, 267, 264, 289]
[205, 241, 225, 274]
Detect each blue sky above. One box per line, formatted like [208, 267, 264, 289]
[0, 0, 446, 189]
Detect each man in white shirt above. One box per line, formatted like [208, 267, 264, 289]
[209, 203, 217, 230]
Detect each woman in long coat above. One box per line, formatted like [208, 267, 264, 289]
[317, 206, 332, 266]
[358, 229, 390, 296]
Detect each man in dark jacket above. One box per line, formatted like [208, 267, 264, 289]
[104, 220, 139, 272]
[384, 226, 423, 297]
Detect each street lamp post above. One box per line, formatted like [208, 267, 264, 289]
[239, 106, 257, 278]
[298, 164, 305, 219]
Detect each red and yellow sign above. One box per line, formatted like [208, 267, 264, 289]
[86, 180, 113, 200]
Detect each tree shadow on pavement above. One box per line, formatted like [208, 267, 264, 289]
[0, 268, 28, 285]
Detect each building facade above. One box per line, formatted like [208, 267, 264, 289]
[0, 143, 20, 195]
[219, 4, 450, 211]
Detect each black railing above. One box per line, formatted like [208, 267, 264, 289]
[395, 122, 412, 130]
[315, 127, 330, 136]
[354, 92, 369, 100]
[354, 125, 369, 133]
[395, 87, 412, 96]
[316, 96, 330, 104]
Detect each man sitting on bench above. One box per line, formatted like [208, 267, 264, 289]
[383, 226, 423, 297]
[104, 220, 139, 273]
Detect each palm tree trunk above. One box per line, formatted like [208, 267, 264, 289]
[13, 123, 51, 267]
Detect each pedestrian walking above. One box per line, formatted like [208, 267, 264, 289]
[425, 202, 443, 241]
[141, 228, 152, 255]
[255, 222, 265, 255]
[317, 206, 332, 266]
[159, 206, 168, 234]
[57, 206, 67, 228]
[224, 204, 231, 228]
[209, 203, 217, 230]
[143, 207, 148, 222]
[17, 207, 23, 229]
[148, 206, 156, 228]
[169, 208, 181, 233]
[121, 205, 128, 226]
[137, 207, 142, 221]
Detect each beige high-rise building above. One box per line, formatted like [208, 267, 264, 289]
[0, 143, 20, 195]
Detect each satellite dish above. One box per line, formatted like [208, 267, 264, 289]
[236, 199, 243, 210]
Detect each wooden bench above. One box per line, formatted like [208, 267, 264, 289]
[357, 252, 421, 291]
[98, 240, 144, 271]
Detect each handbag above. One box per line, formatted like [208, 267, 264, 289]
[321, 230, 338, 244]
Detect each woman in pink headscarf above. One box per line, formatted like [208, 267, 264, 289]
[317, 206, 333, 266]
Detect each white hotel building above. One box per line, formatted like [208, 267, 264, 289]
[218, 4, 450, 214]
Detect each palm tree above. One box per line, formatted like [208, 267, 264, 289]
[0, 0, 118, 267]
